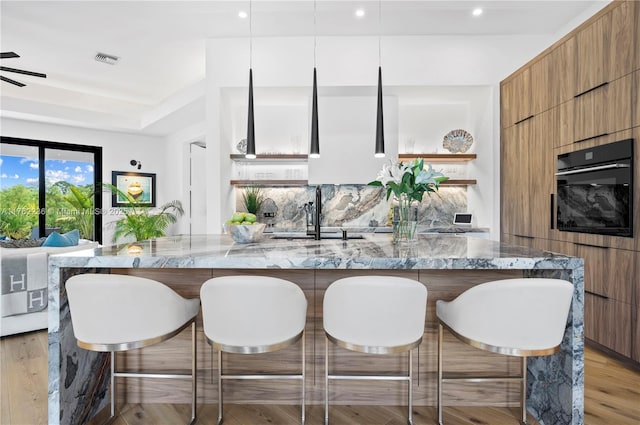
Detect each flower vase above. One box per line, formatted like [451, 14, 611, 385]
[393, 193, 418, 243]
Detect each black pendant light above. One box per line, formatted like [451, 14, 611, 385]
[375, 0, 385, 158]
[246, 68, 256, 159]
[246, 0, 256, 159]
[310, 0, 320, 158]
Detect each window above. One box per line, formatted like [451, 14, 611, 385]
[0, 137, 103, 243]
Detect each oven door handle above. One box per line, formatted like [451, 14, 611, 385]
[555, 163, 630, 176]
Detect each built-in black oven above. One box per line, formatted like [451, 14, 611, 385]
[556, 139, 633, 237]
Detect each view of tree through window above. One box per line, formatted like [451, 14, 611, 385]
[0, 141, 99, 241]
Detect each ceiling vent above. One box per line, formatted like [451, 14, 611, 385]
[95, 52, 119, 65]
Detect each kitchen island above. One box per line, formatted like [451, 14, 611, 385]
[48, 234, 584, 425]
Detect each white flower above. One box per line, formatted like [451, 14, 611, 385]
[376, 160, 408, 186]
[415, 163, 443, 185]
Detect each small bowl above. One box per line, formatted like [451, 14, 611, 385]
[228, 223, 266, 243]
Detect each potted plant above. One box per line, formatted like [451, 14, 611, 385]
[103, 183, 184, 242]
[241, 186, 264, 215]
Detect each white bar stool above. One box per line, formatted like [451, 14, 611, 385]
[200, 276, 307, 425]
[436, 278, 574, 425]
[323, 276, 428, 425]
[66, 273, 200, 425]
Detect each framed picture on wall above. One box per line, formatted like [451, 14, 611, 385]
[111, 171, 156, 207]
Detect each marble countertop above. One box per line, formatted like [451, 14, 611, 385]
[49, 233, 580, 271]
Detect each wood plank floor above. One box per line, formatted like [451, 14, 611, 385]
[2, 330, 639, 425]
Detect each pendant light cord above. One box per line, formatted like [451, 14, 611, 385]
[249, 0, 253, 68]
[314, 0, 317, 67]
[378, 0, 381, 66]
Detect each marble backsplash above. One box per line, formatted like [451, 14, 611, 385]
[235, 185, 467, 229]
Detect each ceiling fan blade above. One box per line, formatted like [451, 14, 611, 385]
[0, 75, 26, 87]
[0, 66, 46, 78]
[0, 52, 20, 59]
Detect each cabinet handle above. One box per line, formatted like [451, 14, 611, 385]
[585, 290, 609, 300]
[513, 234, 535, 239]
[574, 133, 609, 144]
[575, 242, 609, 249]
[574, 82, 609, 98]
[514, 115, 534, 125]
[550, 194, 555, 230]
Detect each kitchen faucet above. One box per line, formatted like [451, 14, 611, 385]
[305, 186, 322, 240]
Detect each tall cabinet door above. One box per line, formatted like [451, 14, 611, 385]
[633, 252, 640, 362]
[528, 109, 556, 239]
[501, 126, 519, 236]
[575, 11, 609, 96]
[511, 119, 532, 237]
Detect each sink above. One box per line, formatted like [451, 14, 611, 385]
[270, 232, 364, 240]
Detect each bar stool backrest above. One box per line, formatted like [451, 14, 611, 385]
[324, 276, 427, 350]
[66, 274, 200, 349]
[200, 275, 307, 351]
[436, 278, 573, 353]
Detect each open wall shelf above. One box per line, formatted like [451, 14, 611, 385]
[398, 153, 477, 162]
[230, 154, 308, 162]
[230, 180, 309, 186]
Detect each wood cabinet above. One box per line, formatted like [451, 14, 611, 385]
[501, 68, 532, 128]
[528, 110, 556, 239]
[634, 71, 640, 128]
[576, 243, 634, 357]
[501, 110, 556, 239]
[633, 252, 640, 362]
[573, 73, 633, 143]
[500, 121, 532, 237]
[584, 293, 632, 357]
[531, 39, 576, 115]
[636, 1, 640, 71]
[574, 1, 635, 97]
[501, 0, 639, 364]
[549, 38, 576, 106]
[575, 244, 633, 302]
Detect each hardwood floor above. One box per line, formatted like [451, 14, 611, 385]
[2, 330, 639, 425]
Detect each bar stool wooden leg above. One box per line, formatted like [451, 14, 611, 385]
[301, 331, 306, 425]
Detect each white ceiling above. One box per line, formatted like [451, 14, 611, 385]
[0, 0, 610, 137]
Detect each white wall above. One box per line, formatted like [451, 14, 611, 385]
[0, 117, 169, 244]
[206, 34, 555, 237]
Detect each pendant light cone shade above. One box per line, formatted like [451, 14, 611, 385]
[375, 66, 385, 158]
[310, 67, 320, 158]
[245, 68, 256, 159]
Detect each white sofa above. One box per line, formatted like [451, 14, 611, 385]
[1, 241, 99, 337]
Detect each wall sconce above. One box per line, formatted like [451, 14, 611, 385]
[130, 159, 142, 170]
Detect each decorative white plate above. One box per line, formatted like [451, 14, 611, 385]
[443, 129, 473, 153]
[236, 138, 247, 154]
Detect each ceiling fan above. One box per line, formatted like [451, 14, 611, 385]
[1, 52, 46, 87]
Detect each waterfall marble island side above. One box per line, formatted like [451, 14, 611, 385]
[48, 234, 584, 425]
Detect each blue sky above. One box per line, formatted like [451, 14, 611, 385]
[0, 155, 94, 189]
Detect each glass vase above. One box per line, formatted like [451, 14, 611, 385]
[393, 193, 418, 243]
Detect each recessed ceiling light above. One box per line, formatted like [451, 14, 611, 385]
[472, 8, 483, 17]
[355, 8, 365, 18]
[238, 10, 248, 19]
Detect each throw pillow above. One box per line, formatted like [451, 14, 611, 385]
[43, 229, 80, 247]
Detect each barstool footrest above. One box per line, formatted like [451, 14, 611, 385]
[442, 375, 523, 383]
[113, 372, 194, 380]
[328, 374, 410, 381]
[221, 374, 303, 380]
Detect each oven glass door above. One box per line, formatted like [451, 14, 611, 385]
[556, 165, 632, 237]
